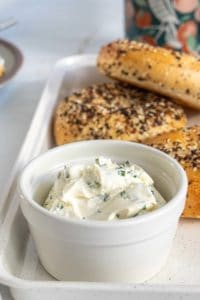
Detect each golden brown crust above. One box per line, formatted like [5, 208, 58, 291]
[54, 82, 186, 145]
[145, 126, 200, 218]
[0, 64, 4, 77]
[97, 40, 200, 110]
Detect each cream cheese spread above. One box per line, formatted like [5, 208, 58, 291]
[43, 157, 166, 220]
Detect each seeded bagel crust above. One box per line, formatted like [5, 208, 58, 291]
[97, 40, 200, 110]
[54, 82, 186, 145]
[145, 126, 200, 218]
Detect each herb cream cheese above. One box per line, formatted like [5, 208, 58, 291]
[43, 157, 166, 220]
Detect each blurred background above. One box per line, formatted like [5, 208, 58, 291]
[0, 1, 123, 298]
[125, 0, 200, 55]
[0, 0, 123, 202]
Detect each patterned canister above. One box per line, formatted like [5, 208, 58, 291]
[125, 0, 200, 55]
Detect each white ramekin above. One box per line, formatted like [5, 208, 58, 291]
[18, 140, 187, 283]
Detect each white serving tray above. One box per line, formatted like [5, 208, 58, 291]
[0, 54, 200, 300]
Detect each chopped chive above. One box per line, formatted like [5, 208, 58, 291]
[120, 160, 130, 167]
[95, 158, 100, 165]
[124, 160, 130, 166]
[120, 191, 126, 198]
[118, 169, 125, 176]
[103, 193, 109, 202]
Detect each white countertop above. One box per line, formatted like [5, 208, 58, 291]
[0, 1, 123, 298]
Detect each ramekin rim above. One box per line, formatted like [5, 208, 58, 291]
[18, 140, 188, 228]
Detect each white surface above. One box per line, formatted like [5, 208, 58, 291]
[0, 54, 199, 300]
[0, 1, 123, 299]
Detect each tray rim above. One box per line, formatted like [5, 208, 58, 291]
[0, 54, 200, 294]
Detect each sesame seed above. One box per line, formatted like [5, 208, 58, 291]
[149, 126, 200, 171]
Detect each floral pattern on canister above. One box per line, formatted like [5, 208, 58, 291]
[125, 0, 200, 55]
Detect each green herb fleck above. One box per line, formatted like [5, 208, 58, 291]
[118, 169, 125, 176]
[87, 180, 100, 189]
[120, 191, 127, 198]
[95, 181, 100, 188]
[95, 158, 100, 165]
[63, 166, 70, 178]
[103, 193, 109, 202]
[122, 160, 130, 167]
